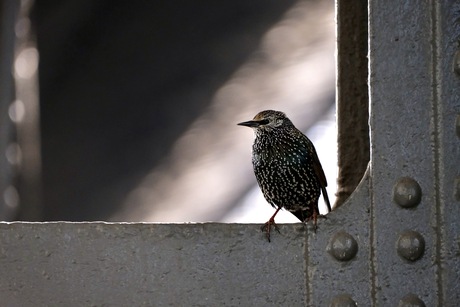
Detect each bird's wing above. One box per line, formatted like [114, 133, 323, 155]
[311, 145, 332, 212]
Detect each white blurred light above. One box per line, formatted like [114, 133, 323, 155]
[15, 47, 39, 79]
[5, 143, 22, 166]
[8, 100, 25, 123]
[4, 186, 20, 209]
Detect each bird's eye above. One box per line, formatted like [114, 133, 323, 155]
[259, 119, 269, 125]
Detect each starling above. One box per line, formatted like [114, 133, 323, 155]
[238, 110, 331, 242]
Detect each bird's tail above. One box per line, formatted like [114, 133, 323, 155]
[322, 186, 332, 213]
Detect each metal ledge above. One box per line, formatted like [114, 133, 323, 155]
[1, 222, 308, 306]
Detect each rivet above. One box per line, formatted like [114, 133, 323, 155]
[398, 293, 426, 307]
[393, 177, 422, 208]
[330, 294, 357, 307]
[396, 230, 425, 261]
[327, 231, 358, 261]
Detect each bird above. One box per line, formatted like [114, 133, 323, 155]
[238, 110, 331, 242]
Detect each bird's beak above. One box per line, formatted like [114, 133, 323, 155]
[237, 120, 260, 127]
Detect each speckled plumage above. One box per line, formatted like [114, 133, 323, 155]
[238, 110, 331, 241]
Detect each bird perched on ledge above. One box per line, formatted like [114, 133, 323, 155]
[238, 110, 331, 242]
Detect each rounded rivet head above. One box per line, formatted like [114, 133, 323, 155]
[330, 294, 357, 307]
[393, 177, 422, 208]
[396, 230, 425, 261]
[327, 231, 358, 261]
[398, 293, 426, 307]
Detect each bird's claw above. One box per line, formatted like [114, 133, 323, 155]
[261, 218, 280, 242]
[305, 210, 319, 233]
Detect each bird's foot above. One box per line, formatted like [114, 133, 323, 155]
[306, 210, 319, 233]
[261, 218, 280, 242]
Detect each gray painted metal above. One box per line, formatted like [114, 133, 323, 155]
[368, 0, 459, 305]
[335, 0, 369, 208]
[1, 223, 308, 306]
[369, 1, 438, 305]
[305, 0, 459, 305]
[307, 171, 370, 306]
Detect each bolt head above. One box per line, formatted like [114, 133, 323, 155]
[396, 230, 425, 261]
[327, 231, 358, 261]
[393, 177, 422, 208]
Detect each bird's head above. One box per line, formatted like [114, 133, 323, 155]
[237, 110, 293, 133]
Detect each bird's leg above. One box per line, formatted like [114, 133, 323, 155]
[261, 207, 281, 242]
[306, 208, 319, 233]
[313, 209, 318, 233]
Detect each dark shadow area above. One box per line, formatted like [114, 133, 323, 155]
[31, 0, 297, 220]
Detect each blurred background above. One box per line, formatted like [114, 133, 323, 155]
[1, 0, 336, 223]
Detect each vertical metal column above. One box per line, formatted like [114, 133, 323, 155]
[369, 0, 459, 305]
[434, 1, 460, 304]
[335, 0, 369, 208]
[307, 1, 459, 306]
